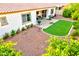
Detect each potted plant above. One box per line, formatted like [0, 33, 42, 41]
[37, 20, 41, 25]
[48, 15, 52, 20]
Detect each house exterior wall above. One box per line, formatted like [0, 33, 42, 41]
[0, 13, 22, 37]
[56, 8, 63, 15]
[0, 13, 32, 37]
[0, 7, 56, 37]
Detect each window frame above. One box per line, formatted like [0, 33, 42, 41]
[0, 16, 8, 27]
[51, 9, 54, 14]
[21, 13, 31, 25]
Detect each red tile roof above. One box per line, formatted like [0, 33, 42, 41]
[0, 3, 67, 14]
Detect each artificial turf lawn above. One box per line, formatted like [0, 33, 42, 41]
[43, 20, 73, 36]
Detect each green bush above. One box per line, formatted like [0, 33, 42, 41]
[25, 24, 33, 30]
[37, 20, 41, 25]
[3, 33, 10, 39]
[76, 29, 79, 34]
[0, 38, 4, 43]
[63, 3, 79, 20]
[71, 31, 78, 36]
[16, 29, 21, 34]
[22, 27, 26, 31]
[27, 25, 31, 29]
[30, 24, 33, 27]
[73, 29, 79, 36]
[48, 15, 52, 20]
[73, 21, 79, 29]
[72, 21, 79, 36]
[63, 9, 72, 18]
[27, 25, 31, 28]
[42, 36, 79, 56]
[71, 10, 79, 20]
[0, 41, 22, 56]
[11, 30, 16, 36]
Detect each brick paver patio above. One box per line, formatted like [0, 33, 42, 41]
[6, 26, 48, 56]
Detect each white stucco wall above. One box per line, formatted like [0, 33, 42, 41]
[31, 10, 37, 25]
[52, 7, 56, 16]
[0, 12, 33, 37]
[0, 13, 23, 37]
[56, 8, 63, 16]
[46, 8, 51, 19]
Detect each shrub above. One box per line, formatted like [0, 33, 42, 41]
[27, 25, 30, 29]
[0, 38, 3, 43]
[25, 25, 30, 29]
[42, 36, 79, 56]
[37, 20, 41, 25]
[27, 25, 31, 28]
[73, 21, 79, 29]
[63, 3, 79, 20]
[30, 24, 33, 27]
[76, 29, 79, 33]
[63, 9, 72, 18]
[22, 27, 26, 31]
[73, 29, 79, 36]
[3, 33, 10, 39]
[0, 41, 22, 56]
[16, 29, 21, 34]
[25, 25, 27, 29]
[71, 10, 79, 20]
[72, 21, 79, 36]
[11, 30, 16, 36]
[71, 31, 78, 36]
[48, 15, 52, 20]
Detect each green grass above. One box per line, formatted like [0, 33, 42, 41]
[43, 20, 73, 36]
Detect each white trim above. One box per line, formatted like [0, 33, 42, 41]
[0, 17, 9, 28]
[67, 25, 73, 36]
[22, 22, 32, 27]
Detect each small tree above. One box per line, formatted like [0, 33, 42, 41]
[63, 9, 72, 18]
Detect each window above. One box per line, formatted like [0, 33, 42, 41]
[59, 7, 62, 10]
[22, 13, 31, 24]
[42, 10, 47, 17]
[0, 17, 8, 26]
[27, 14, 31, 21]
[36, 11, 39, 15]
[56, 7, 62, 10]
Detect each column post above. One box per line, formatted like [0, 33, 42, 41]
[52, 7, 56, 16]
[46, 8, 51, 19]
[31, 10, 37, 25]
